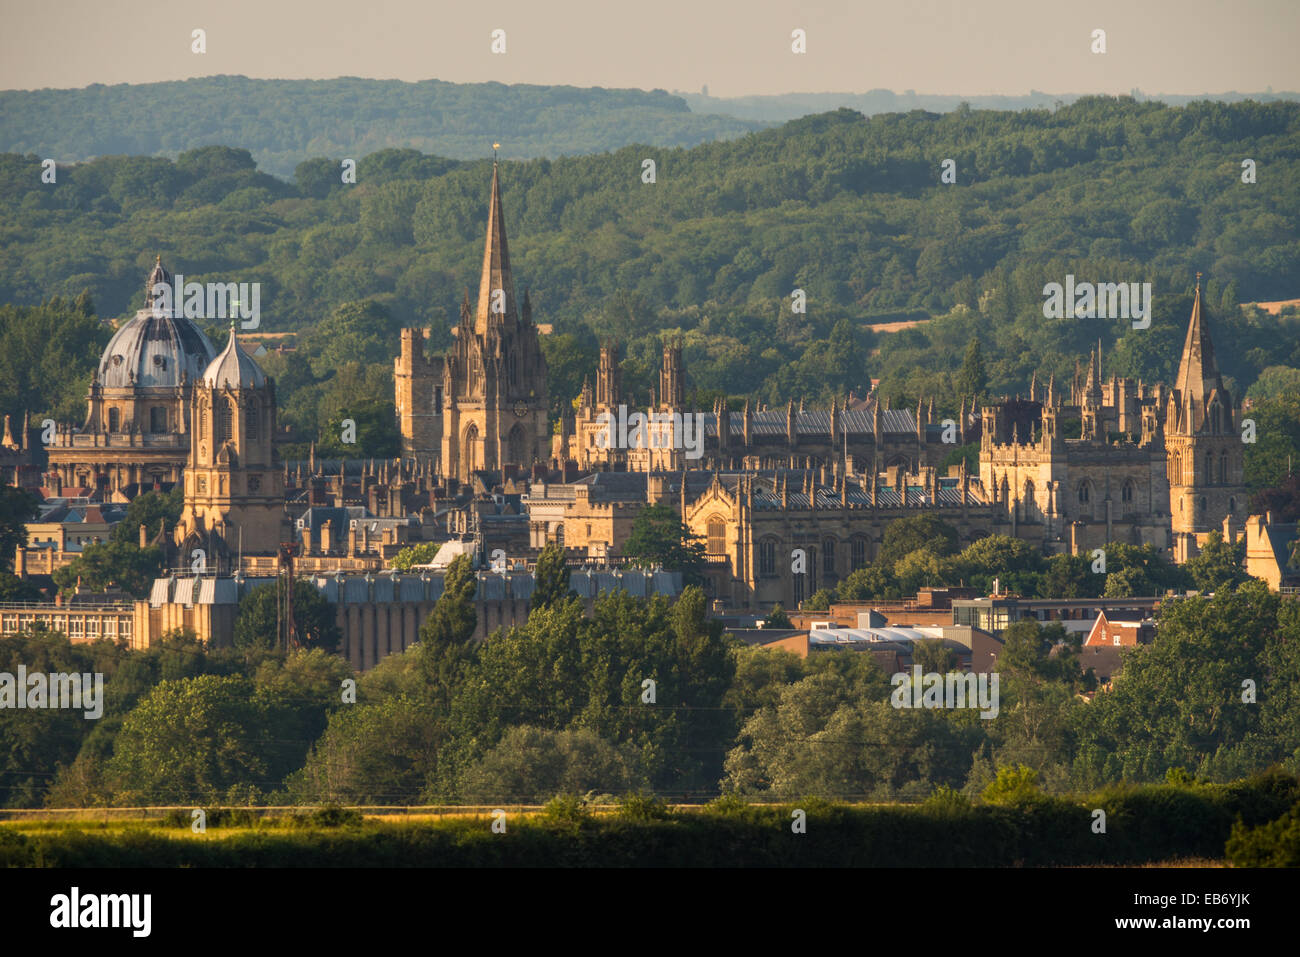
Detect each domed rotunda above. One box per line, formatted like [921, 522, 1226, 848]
[45, 257, 218, 499]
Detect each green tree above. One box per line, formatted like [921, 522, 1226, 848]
[956, 338, 987, 400]
[912, 638, 959, 673]
[419, 554, 479, 709]
[105, 675, 275, 805]
[621, 503, 705, 579]
[878, 514, 960, 570]
[0, 486, 38, 573]
[52, 541, 162, 597]
[764, 603, 793, 628]
[531, 541, 574, 612]
[233, 580, 341, 653]
[1185, 531, 1249, 593]
[287, 695, 441, 804]
[389, 542, 440, 570]
[109, 487, 182, 544]
[457, 726, 645, 803]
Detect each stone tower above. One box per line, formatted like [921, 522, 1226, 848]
[394, 163, 549, 480]
[174, 326, 288, 570]
[596, 341, 622, 408]
[1165, 279, 1245, 560]
[659, 337, 685, 410]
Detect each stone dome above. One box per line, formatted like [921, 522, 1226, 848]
[203, 327, 267, 390]
[97, 258, 217, 389]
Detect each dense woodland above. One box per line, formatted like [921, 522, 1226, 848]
[3, 547, 1299, 810]
[2, 98, 1298, 461]
[0, 76, 763, 179]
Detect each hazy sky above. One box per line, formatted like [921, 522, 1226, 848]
[2, 0, 1297, 96]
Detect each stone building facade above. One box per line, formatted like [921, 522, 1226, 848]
[979, 283, 1244, 559]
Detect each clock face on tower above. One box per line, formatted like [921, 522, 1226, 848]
[513, 399, 529, 418]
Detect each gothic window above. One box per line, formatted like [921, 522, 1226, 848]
[1205, 451, 1214, 485]
[793, 574, 804, 607]
[464, 424, 479, 474]
[248, 475, 261, 493]
[1077, 482, 1090, 504]
[823, 538, 836, 575]
[108, 408, 119, 432]
[434, 385, 443, 414]
[199, 406, 207, 439]
[759, 539, 777, 578]
[706, 517, 726, 555]
[245, 407, 259, 442]
[218, 401, 233, 443]
[150, 406, 167, 434]
[1200, 496, 1208, 512]
[1219, 452, 1228, 484]
[507, 424, 527, 466]
[1122, 481, 1134, 503]
[851, 537, 867, 570]
[1229, 497, 1237, 514]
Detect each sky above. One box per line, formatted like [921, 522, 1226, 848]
[1, 0, 1297, 96]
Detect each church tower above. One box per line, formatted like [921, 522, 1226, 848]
[659, 337, 685, 411]
[396, 162, 549, 481]
[1166, 278, 1244, 560]
[174, 326, 288, 570]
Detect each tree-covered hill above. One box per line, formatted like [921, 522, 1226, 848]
[1, 97, 1298, 463]
[678, 88, 1300, 123]
[0, 76, 765, 180]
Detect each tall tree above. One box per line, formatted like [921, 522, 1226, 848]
[419, 553, 479, 709]
[531, 541, 574, 612]
[956, 338, 987, 401]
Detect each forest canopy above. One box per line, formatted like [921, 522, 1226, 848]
[1, 97, 1297, 469]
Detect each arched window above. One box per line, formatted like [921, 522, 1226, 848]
[1024, 479, 1039, 522]
[108, 408, 120, 432]
[759, 539, 777, 578]
[1200, 496, 1207, 512]
[1121, 481, 1134, 503]
[1205, 451, 1214, 485]
[1229, 496, 1237, 514]
[150, 406, 167, 434]
[507, 424, 527, 466]
[851, 537, 867, 570]
[706, 516, 726, 555]
[217, 401, 232, 443]
[245, 406, 259, 442]
[463, 424, 479, 474]
[1219, 452, 1228, 484]
[1077, 482, 1090, 504]
[823, 538, 836, 575]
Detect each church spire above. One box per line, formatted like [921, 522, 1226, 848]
[1174, 273, 1223, 406]
[475, 162, 516, 332]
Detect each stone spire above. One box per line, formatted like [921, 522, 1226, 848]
[475, 162, 516, 332]
[1174, 275, 1224, 408]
